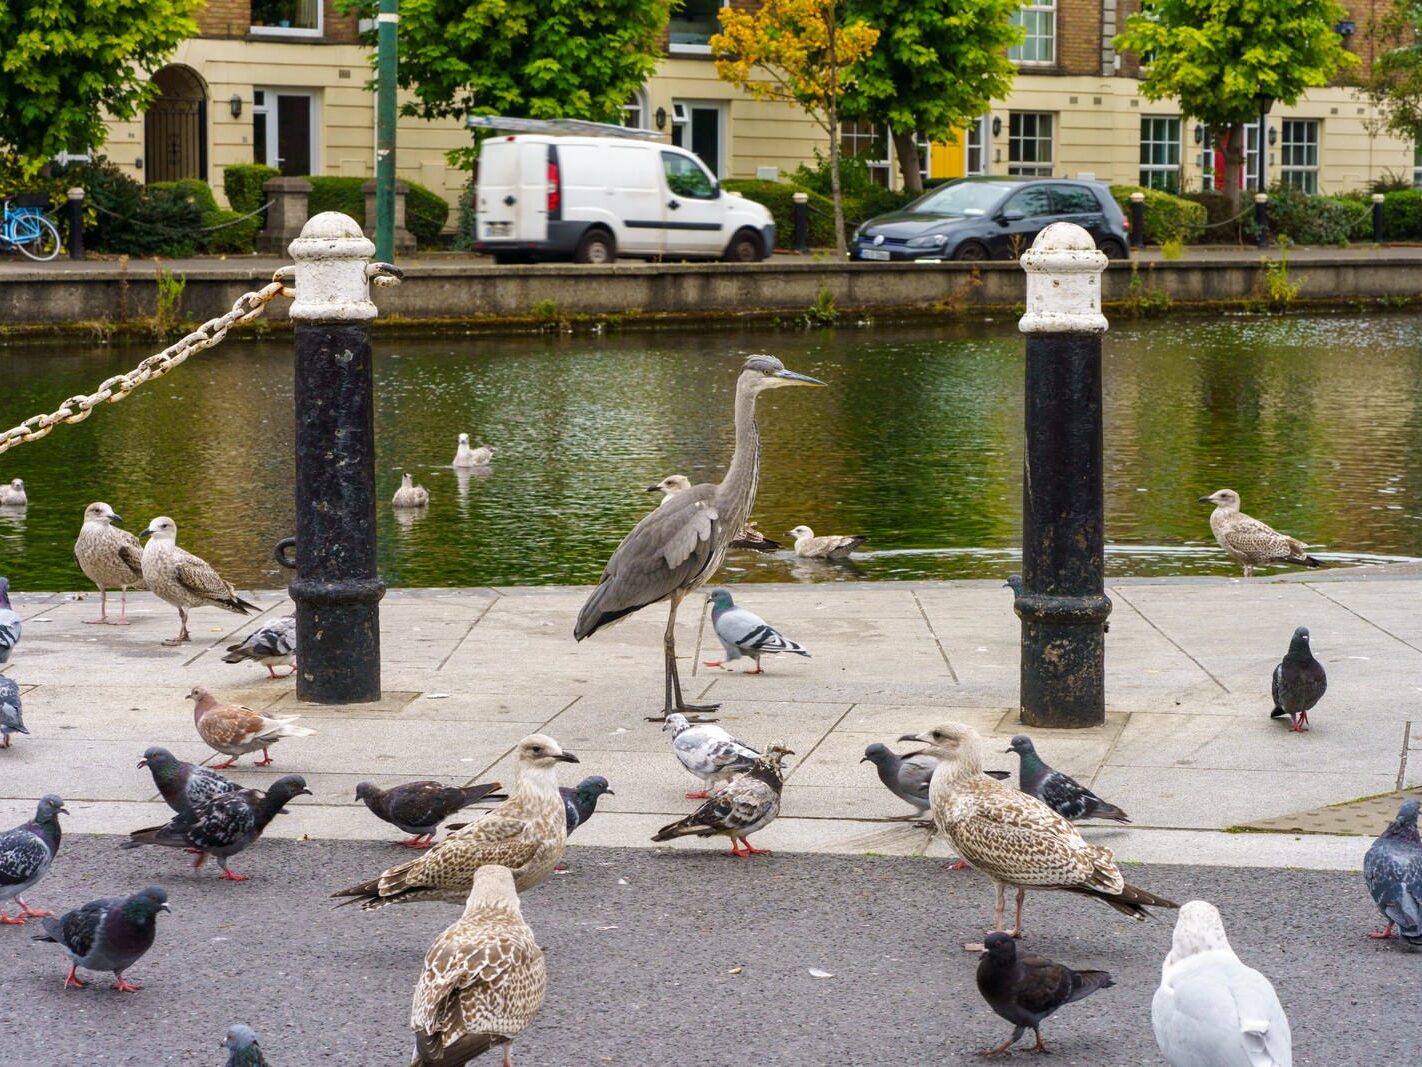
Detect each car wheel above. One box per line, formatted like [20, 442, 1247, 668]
[1097, 238, 1127, 259]
[953, 240, 990, 262]
[723, 229, 763, 262]
[573, 229, 616, 264]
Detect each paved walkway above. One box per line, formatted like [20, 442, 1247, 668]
[4, 570, 1417, 871]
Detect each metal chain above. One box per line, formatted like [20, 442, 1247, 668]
[0, 270, 294, 456]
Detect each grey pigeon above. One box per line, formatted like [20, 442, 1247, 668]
[1004, 574, 1024, 595]
[975, 930, 1114, 1056]
[33, 885, 169, 991]
[122, 774, 311, 881]
[563, 775, 614, 836]
[223, 615, 297, 678]
[222, 1023, 270, 1067]
[0, 576, 19, 666]
[1363, 797, 1422, 945]
[664, 712, 759, 798]
[1271, 625, 1326, 732]
[0, 794, 65, 923]
[355, 779, 504, 848]
[139, 746, 241, 814]
[704, 587, 810, 674]
[861, 743, 937, 814]
[1, 674, 27, 748]
[1006, 735, 1129, 823]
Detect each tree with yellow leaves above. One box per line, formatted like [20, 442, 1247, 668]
[711, 0, 879, 255]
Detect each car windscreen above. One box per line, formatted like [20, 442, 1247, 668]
[909, 181, 1022, 217]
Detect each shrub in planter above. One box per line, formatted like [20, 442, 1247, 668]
[222, 163, 280, 215]
[151, 179, 260, 254]
[720, 179, 836, 248]
[1259, 184, 1367, 246]
[306, 175, 366, 221]
[1382, 189, 1422, 240]
[404, 181, 450, 247]
[1109, 185, 1207, 244]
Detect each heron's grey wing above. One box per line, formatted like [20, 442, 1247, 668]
[575, 485, 721, 638]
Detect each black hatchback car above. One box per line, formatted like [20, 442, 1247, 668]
[850, 176, 1129, 262]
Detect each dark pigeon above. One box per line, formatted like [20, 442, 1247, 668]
[0, 576, 19, 666]
[33, 885, 169, 991]
[975, 931, 1114, 1056]
[121, 775, 311, 881]
[222, 1023, 270, 1066]
[1364, 797, 1422, 945]
[1006, 735, 1129, 823]
[0, 794, 65, 924]
[1, 674, 27, 748]
[355, 779, 504, 848]
[139, 746, 241, 813]
[1004, 574, 1024, 596]
[1271, 625, 1327, 732]
[563, 775, 614, 836]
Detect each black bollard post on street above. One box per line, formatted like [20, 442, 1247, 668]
[287, 213, 390, 704]
[1372, 193, 1385, 243]
[1013, 223, 1112, 729]
[1129, 191, 1145, 250]
[1255, 193, 1269, 250]
[792, 191, 809, 255]
[67, 188, 84, 259]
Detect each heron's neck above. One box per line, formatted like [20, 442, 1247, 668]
[720, 380, 761, 518]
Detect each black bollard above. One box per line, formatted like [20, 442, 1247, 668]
[1372, 193, 1385, 243]
[287, 214, 387, 704]
[792, 192, 809, 255]
[1255, 193, 1269, 250]
[1129, 191, 1145, 250]
[67, 188, 84, 259]
[1013, 223, 1111, 729]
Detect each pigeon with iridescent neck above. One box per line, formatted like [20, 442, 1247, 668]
[0, 576, 20, 667]
[138, 745, 240, 814]
[1006, 735, 1129, 823]
[1363, 798, 1422, 945]
[33, 885, 169, 992]
[0, 795, 65, 924]
[1271, 626, 1326, 733]
[222, 1024, 270, 1067]
[704, 587, 810, 674]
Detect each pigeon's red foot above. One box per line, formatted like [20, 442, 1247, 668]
[739, 839, 771, 855]
[553, 862, 569, 872]
[63, 966, 86, 990]
[947, 860, 971, 871]
[253, 749, 275, 767]
[113, 976, 143, 993]
[191, 851, 208, 870]
[748, 666, 764, 675]
[685, 790, 711, 799]
[16, 900, 53, 918]
[82, 617, 107, 625]
[211, 758, 238, 770]
[219, 869, 251, 882]
[1368, 923, 1398, 940]
[0, 913, 28, 925]
[400, 836, 434, 849]
[703, 660, 724, 668]
[108, 617, 132, 627]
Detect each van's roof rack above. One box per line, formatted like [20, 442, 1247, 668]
[465, 115, 663, 140]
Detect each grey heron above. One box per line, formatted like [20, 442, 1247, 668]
[574, 355, 825, 721]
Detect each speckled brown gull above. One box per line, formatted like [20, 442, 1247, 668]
[73, 502, 147, 625]
[334, 734, 576, 910]
[453, 434, 494, 468]
[902, 722, 1176, 945]
[787, 524, 866, 559]
[393, 473, 431, 508]
[139, 516, 256, 645]
[408, 864, 546, 1067]
[1199, 489, 1321, 577]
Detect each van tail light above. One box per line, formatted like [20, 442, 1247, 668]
[547, 160, 561, 216]
[1122, 216, 1131, 232]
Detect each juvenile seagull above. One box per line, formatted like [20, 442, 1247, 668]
[787, 524, 866, 560]
[704, 587, 810, 674]
[1199, 489, 1321, 577]
[1, 675, 27, 749]
[393, 473, 431, 508]
[189, 685, 315, 768]
[0, 478, 26, 506]
[1271, 626, 1326, 733]
[664, 712, 759, 798]
[453, 434, 494, 468]
[356, 779, 506, 848]
[575, 356, 825, 723]
[223, 615, 297, 678]
[0, 576, 20, 666]
[139, 746, 240, 813]
[0, 795, 65, 924]
[1152, 900, 1292, 1067]
[903, 723, 1176, 941]
[222, 1024, 270, 1067]
[1006, 735, 1129, 823]
[74, 502, 147, 625]
[1363, 798, 1422, 945]
[409, 865, 546, 1067]
[975, 931, 1114, 1057]
[646, 475, 781, 551]
[32, 886, 169, 992]
[139, 517, 256, 645]
[335, 734, 576, 909]
[652, 741, 792, 856]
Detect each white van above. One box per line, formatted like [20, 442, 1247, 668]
[472, 135, 776, 264]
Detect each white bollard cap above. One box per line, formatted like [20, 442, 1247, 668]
[1018, 222, 1108, 335]
[288, 212, 378, 322]
[1129, 191, 1145, 202]
[792, 192, 809, 203]
[1372, 193, 1386, 204]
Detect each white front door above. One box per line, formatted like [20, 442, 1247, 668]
[658, 148, 725, 257]
[670, 101, 724, 176]
[252, 89, 319, 175]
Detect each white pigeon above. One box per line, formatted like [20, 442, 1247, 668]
[663, 712, 760, 799]
[1153, 900, 1292, 1067]
[453, 433, 494, 468]
[704, 587, 810, 674]
[222, 615, 297, 678]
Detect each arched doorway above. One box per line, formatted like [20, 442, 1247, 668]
[145, 65, 208, 183]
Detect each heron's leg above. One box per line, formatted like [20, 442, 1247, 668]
[647, 596, 720, 722]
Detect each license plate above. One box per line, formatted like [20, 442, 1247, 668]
[484, 222, 511, 237]
[860, 248, 890, 261]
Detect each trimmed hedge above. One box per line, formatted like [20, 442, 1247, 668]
[1109, 185, 1207, 244]
[1381, 189, 1422, 240]
[1260, 185, 1369, 246]
[53, 159, 202, 257]
[1180, 191, 1242, 243]
[304, 175, 449, 247]
[151, 179, 261, 254]
[721, 180, 837, 248]
[223, 163, 279, 215]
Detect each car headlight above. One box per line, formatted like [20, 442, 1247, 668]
[906, 233, 947, 248]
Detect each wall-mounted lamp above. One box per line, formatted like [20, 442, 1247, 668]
[1337, 19, 1355, 36]
[229, 94, 242, 119]
[1268, 126, 1278, 146]
[1194, 124, 1204, 144]
[655, 106, 667, 131]
[991, 115, 1002, 137]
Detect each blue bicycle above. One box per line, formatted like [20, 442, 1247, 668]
[1, 194, 62, 261]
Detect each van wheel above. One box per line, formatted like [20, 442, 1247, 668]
[724, 230, 763, 262]
[1097, 237, 1127, 259]
[574, 230, 616, 264]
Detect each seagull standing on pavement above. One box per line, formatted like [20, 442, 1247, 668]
[664, 712, 759, 798]
[703, 587, 810, 674]
[1271, 626, 1327, 733]
[1199, 489, 1321, 577]
[139, 517, 256, 645]
[74, 502, 147, 624]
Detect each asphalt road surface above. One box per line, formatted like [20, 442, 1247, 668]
[1, 837, 1415, 1066]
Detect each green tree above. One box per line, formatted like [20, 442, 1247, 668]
[1362, 1, 1422, 145]
[842, 0, 1022, 193]
[0, 0, 200, 173]
[1116, 0, 1357, 209]
[343, 0, 669, 167]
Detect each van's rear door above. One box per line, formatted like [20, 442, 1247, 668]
[477, 137, 548, 244]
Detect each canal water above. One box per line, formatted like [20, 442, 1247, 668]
[1, 313, 1419, 591]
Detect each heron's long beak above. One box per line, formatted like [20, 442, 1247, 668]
[898, 732, 926, 744]
[1196, 496, 1215, 504]
[554, 751, 580, 764]
[774, 369, 827, 387]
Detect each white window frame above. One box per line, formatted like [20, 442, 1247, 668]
[840, 119, 890, 186]
[622, 90, 649, 132]
[966, 115, 990, 176]
[251, 88, 321, 175]
[1199, 122, 1262, 191]
[670, 100, 726, 177]
[249, 0, 323, 38]
[668, 0, 727, 56]
[1008, 112, 1054, 177]
[1009, 1, 1056, 66]
[1280, 119, 1319, 193]
[1139, 116, 1181, 192]
[1414, 145, 1422, 188]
